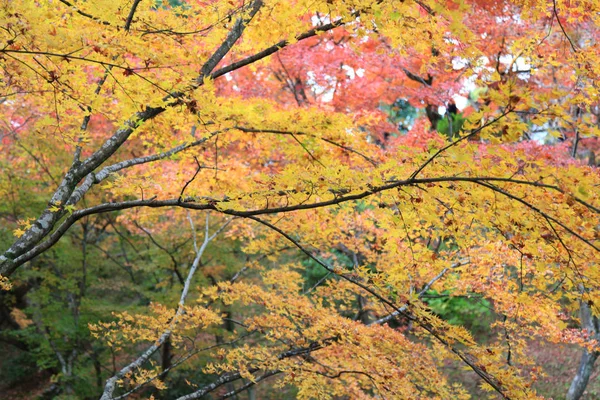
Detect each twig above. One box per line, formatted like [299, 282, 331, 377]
[553, 0, 578, 52]
[410, 110, 511, 179]
[179, 157, 203, 202]
[58, 0, 111, 25]
[219, 370, 280, 399]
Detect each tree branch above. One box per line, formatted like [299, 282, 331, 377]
[243, 216, 514, 398]
[0, 0, 261, 275]
[409, 109, 511, 179]
[99, 215, 231, 400]
[552, 0, 578, 52]
[235, 126, 378, 165]
[219, 370, 280, 399]
[58, 0, 111, 25]
[5, 173, 597, 274]
[210, 19, 345, 80]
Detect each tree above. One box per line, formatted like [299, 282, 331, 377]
[1, 0, 599, 399]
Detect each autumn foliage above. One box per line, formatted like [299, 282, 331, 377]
[1, 0, 600, 399]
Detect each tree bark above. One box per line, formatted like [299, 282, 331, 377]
[161, 336, 172, 378]
[567, 301, 600, 400]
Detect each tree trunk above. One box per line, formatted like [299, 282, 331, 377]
[425, 104, 442, 131]
[161, 336, 172, 378]
[356, 295, 373, 325]
[567, 301, 600, 400]
[248, 385, 257, 400]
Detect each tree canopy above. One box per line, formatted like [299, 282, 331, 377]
[1, 0, 599, 399]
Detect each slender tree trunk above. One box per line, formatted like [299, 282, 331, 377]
[161, 336, 172, 378]
[567, 301, 600, 400]
[425, 104, 442, 131]
[357, 295, 373, 325]
[92, 349, 103, 390]
[567, 350, 599, 400]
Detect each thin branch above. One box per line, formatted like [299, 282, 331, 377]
[290, 133, 325, 167]
[474, 181, 600, 252]
[0, 49, 160, 72]
[99, 215, 231, 400]
[138, 4, 247, 37]
[58, 0, 111, 25]
[88, 242, 137, 283]
[369, 263, 463, 326]
[245, 216, 513, 398]
[219, 370, 280, 399]
[176, 339, 337, 400]
[235, 126, 378, 165]
[78, 0, 144, 150]
[179, 157, 203, 202]
[16, 142, 59, 186]
[133, 221, 184, 285]
[553, 0, 578, 52]
[321, 137, 378, 166]
[410, 110, 511, 179]
[303, 272, 332, 295]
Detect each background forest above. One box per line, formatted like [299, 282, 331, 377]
[1, 0, 600, 399]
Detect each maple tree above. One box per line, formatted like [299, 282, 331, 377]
[1, 0, 600, 399]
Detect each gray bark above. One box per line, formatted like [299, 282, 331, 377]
[0, 1, 354, 279]
[567, 301, 600, 400]
[0, 0, 262, 278]
[99, 216, 231, 400]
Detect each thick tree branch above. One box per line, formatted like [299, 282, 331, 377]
[210, 19, 345, 80]
[0, 0, 261, 275]
[195, 0, 263, 86]
[4, 173, 597, 274]
[124, 0, 143, 31]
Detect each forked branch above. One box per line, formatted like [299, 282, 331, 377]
[99, 214, 231, 400]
